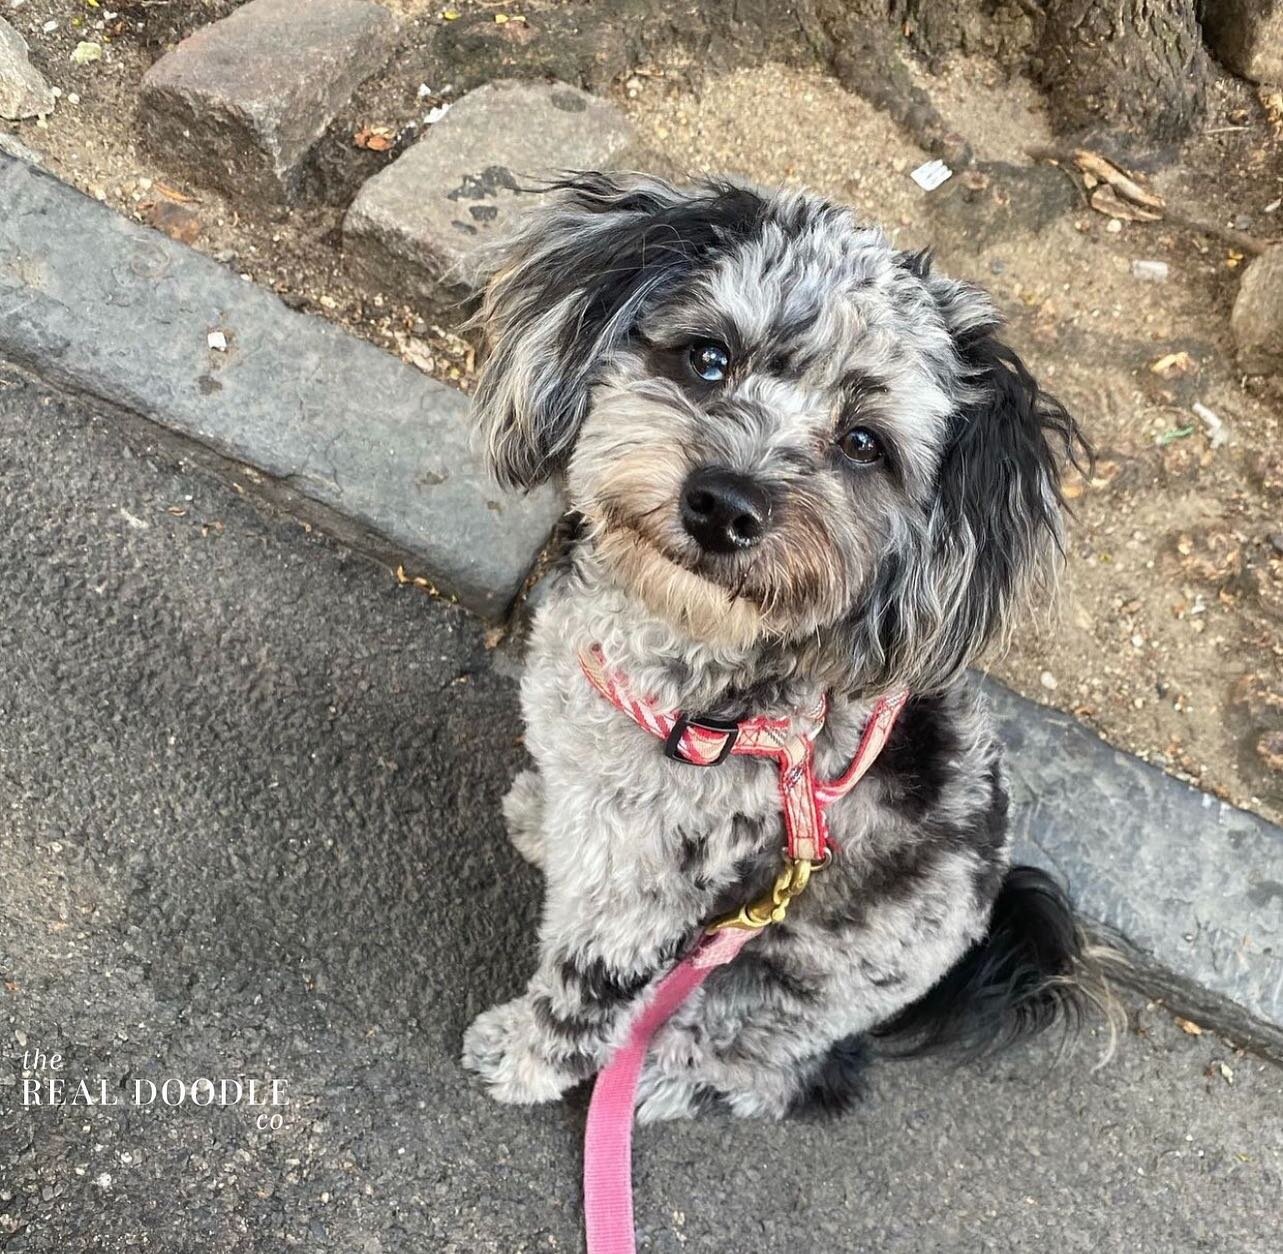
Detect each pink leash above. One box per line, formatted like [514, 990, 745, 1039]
[576, 646, 908, 1254]
[584, 929, 756, 1253]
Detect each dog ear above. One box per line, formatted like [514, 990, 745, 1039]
[857, 267, 1090, 691]
[469, 173, 768, 488]
[932, 290, 1089, 672]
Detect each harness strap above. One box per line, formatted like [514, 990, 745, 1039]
[579, 645, 907, 863]
[575, 644, 908, 1254]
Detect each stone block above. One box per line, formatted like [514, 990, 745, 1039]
[1232, 245, 1283, 376]
[0, 16, 56, 120]
[343, 79, 634, 306]
[1204, 0, 1283, 84]
[139, 0, 400, 203]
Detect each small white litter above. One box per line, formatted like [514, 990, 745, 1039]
[207, 330, 228, 353]
[909, 159, 952, 192]
[424, 103, 451, 125]
[1192, 401, 1227, 449]
[1131, 259, 1169, 282]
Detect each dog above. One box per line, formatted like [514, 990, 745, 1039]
[460, 172, 1109, 1121]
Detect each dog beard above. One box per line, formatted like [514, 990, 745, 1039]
[590, 522, 769, 650]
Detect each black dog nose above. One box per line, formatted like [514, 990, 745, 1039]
[680, 468, 771, 554]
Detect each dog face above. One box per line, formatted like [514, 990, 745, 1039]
[472, 174, 1087, 692]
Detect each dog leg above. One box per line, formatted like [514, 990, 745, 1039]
[502, 769, 546, 867]
[633, 1069, 707, 1123]
[641, 1010, 821, 1121]
[462, 881, 696, 1105]
[638, 947, 872, 1121]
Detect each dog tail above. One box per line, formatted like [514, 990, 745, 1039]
[790, 866, 1122, 1116]
[871, 864, 1122, 1061]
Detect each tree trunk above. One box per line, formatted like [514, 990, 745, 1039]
[1033, 0, 1211, 141]
[801, 0, 979, 164]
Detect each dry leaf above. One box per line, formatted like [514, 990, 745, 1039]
[1259, 85, 1283, 137]
[153, 181, 197, 204]
[354, 126, 396, 152]
[1150, 351, 1195, 379]
[1175, 1017, 1203, 1035]
[142, 199, 201, 245]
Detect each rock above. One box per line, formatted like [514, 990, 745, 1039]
[988, 676, 1283, 1057]
[0, 131, 41, 165]
[138, 0, 400, 204]
[343, 80, 635, 308]
[1231, 245, 1283, 375]
[0, 16, 56, 120]
[1203, 0, 1283, 85]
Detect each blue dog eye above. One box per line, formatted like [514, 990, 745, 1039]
[689, 341, 730, 383]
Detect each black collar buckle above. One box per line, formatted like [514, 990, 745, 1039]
[664, 712, 741, 766]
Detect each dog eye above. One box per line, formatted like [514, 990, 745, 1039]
[688, 341, 730, 383]
[837, 427, 883, 466]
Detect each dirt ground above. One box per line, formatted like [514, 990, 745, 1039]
[3, 1, 1282, 823]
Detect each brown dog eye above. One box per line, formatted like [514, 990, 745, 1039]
[838, 427, 883, 466]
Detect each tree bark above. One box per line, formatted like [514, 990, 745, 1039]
[801, 0, 978, 163]
[1033, 0, 1211, 141]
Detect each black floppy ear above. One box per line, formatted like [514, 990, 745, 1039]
[923, 273, 1090, 680]
[469, 172, 768, 488]
[854, 266, 1089, 692]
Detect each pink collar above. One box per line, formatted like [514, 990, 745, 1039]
[579, 644, 908, 867]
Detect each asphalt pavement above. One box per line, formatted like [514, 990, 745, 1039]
[1, 366, 1280, 1253]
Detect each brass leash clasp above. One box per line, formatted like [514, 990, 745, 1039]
[708, 857, 817, 933]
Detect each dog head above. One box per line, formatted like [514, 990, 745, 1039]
[471, 173, 1087, 693]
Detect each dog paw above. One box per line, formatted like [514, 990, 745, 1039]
[502, 770, 546, 868]
[635, 1070, 703, 1124]
[461, 998, 570, 1105]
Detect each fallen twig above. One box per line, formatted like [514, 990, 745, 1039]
[1025, 144, 1271, 257]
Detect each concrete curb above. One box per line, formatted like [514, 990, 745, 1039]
[2, 152, 1280, 1057]
[0, 153, 562, 619]
[989, 679, 1283, 1057]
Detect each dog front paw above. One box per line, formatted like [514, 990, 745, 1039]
[502, 770, 546, 868]
[461, 997, 573, 1105]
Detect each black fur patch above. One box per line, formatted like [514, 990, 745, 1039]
[544, 174, 769, 378]
[558, 957, 651, 1008]
[558, 934, 688, 1011]
[866, 693, 956, 820]
[965, 761, 1010, 905]
[871, 865, 1085, 1059]
[789, 1034, 870, 1118]
[715, 949, 823, 1006]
